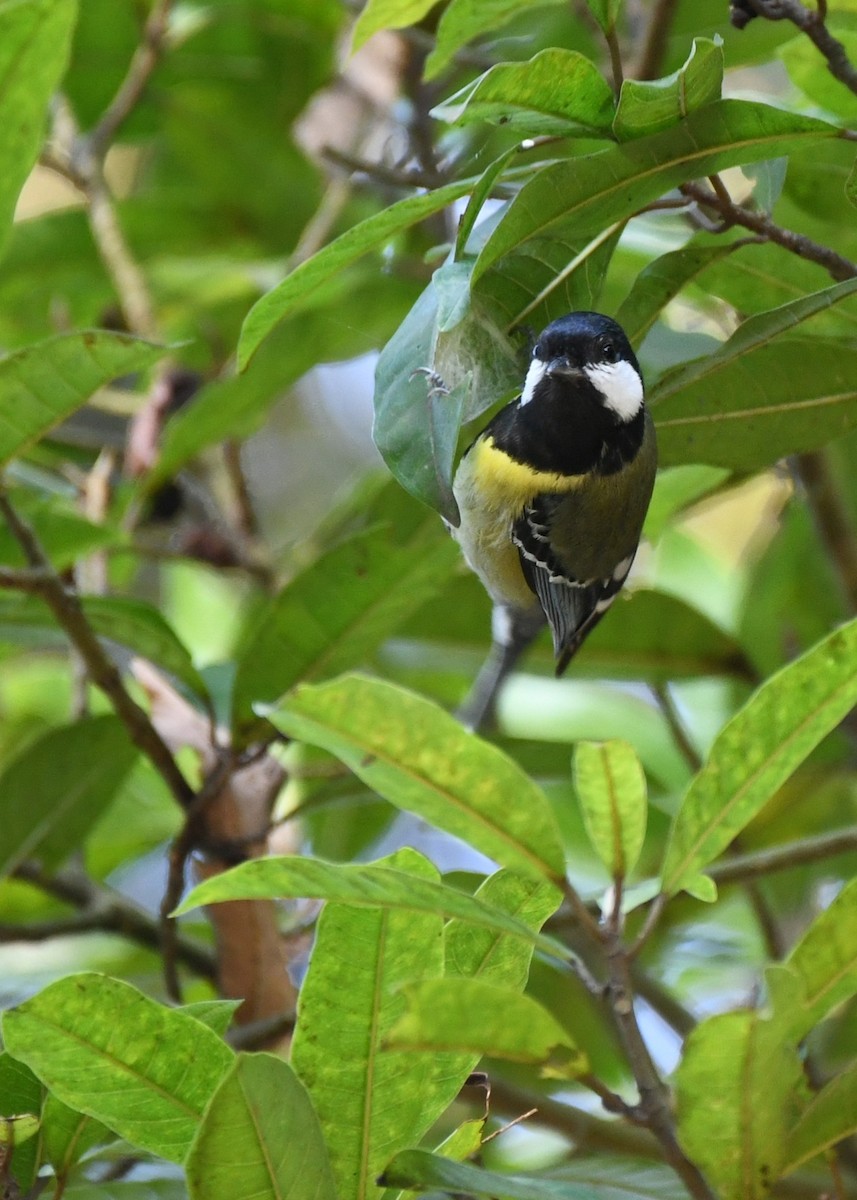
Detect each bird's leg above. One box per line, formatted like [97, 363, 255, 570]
[457, 605, 545, 733]
[409, 366, 450, 399]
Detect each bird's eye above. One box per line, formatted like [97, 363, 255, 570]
[599, 339, 619, 363]
[532, 342, 541, 358]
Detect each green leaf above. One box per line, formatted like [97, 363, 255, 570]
[269, 674, 566, 881]
[573, 589, 752, 682]
[0, 496, 120, 572]
[432, 49, 615, 136]
[419, 871, 561, 1127]
[473, 101, 839, 283]
[350, 0, 440, 50]
[231, 526, 458, 740]
[0, 716, 138, 877]
[657, 335, 857, 468]
[1, 974, 234, 1164]
[389, 978, 587, 1075]
[651, 277, 857, 468]
[776, 877, 857, 1039]
[41, 1095, 109, 1183]
[847, 157, 857, 210]
[186, 1053, 337, 1200]
[291, 849, 444, 1200]
[615, 239, 746, 348]
[445, 870, 561, 988]
[573, 740, 647, 879]
[0, 594, 209, 706]
[380, 1149, 687, 1198]
[662, 616, 857, 895]
[0, 1114, 39, 1146]
[613, 38, 723, 141]
[781, 1061, 857, 1175]
[0, 1053, 42, 1191]
[675, 1011, 802, 1200]
[237, 176, 484, 369]
[0, 333, 164, 466]
[425, 0, 567, 80]
[0, 0, 76, 262]
[175, 856, 568, 962]
[182, 1000, 242, 1038]
[642, 466, 730, 543]
[372, 281, 516, 516]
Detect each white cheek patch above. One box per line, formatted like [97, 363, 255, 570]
[520, 358, 548, 405]
[584, 359, 644, 422]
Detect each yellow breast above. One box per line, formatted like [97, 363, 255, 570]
[451, 436, 585, 611]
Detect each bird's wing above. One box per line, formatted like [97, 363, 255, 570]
[512, 493, 634, 674]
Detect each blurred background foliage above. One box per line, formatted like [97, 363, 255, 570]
[3, 0, 857, 1195]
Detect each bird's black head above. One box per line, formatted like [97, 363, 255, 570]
[522, 311, 643, 425]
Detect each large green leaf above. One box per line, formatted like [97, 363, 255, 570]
[613, 38, 723, 141]
[231, 525, 458, 741]
[0, 717, 138, 877]
[0, 1053, 42, 1192]
[675, 1011, 802, 1200]
[651, 277, 857, 468]
[269, 674, 566, 881]
[772, 877, 857, 1040]
[1, 974, 233, 1164]
[0, 333, 163, 466]
[350, 0, 440, 49]
[237, 176, 485, 369]
[176, 855, 567, 961]
[0, 594, 209, 706]
[572, 589, 752, 682]
[0, 0, 76, 261]
[41, 1095, 109, 1185]
[614, 238, 746, 347]
[662, 616, 857, 895]
[291, 849, 444, 1200]
[388, 977, 587, 1074]
[473, 101, 839, 282]
[425, 0, 566, 79]
[781, 1061, 857, 1176]
[573, 739, 647, 880]
[380, 1150, 691, 1198]
[432, 49, 615, 136]
[186, 1053, 337, 1200]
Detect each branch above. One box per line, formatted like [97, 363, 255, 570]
[0, 492, 195, 811]
[681, 178, 857, 281]
[89, 0, 174, 156]
[634, 0, 681, 80]
[603, 932, 717, 1200]
[709, 826, 857, 883]
[743, 0, 857, 98]
[11, 861, 216, 980]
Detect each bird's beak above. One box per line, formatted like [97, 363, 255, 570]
[546, 357, 585, 380]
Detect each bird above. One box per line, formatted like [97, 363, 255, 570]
[449, 310, 657, 730]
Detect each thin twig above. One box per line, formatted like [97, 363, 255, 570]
[605, 24, 625, 93]
[746, 0, 857, 97]
[0, 491, 195, 811]
[635, 0, 681, 80]
[709, 826, 857, 883]
[653, 683, 702, 774]
[159, 751, 236, 1002]
[681, 179, 857, 281]
[12, 862, 216, 980]
[602, 932, 717, 1200]
[89, 0, 174, 155]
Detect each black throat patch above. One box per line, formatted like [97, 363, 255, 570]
[485, 376, 645, 477]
